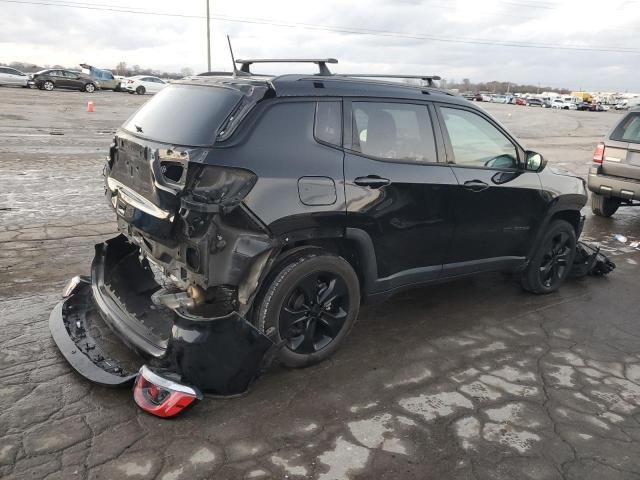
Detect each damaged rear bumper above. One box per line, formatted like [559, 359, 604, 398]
[49, 235, 277, 398]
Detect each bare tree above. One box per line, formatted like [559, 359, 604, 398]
[180, 67, 194, 77]
[115, 61, 127, 76]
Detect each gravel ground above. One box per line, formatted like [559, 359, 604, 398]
[1, 87, 640, 480]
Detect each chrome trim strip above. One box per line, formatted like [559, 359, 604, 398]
[107, 177, 174, 221]
[139, 365, 201, 397]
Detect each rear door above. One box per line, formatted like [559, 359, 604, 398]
[603, 112, 640, 180]
[0, 68, 10, 85]
[55, 71, 73, 88]
[343, 99, 457, 289]
[436, 104, 545, 275]
[64, 71, 83, 88]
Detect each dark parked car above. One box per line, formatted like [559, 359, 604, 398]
[577, 102, 604, 112]
[50, 59, 588, 417]
[526, 98, 544, 107]
[588, 107, 640, 216]
[30, 69, 97, 92]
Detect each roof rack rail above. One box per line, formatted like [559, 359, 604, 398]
[235, 58, 338, 76]
[336, 74, 441, 87]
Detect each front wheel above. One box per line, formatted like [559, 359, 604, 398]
[136, 86, 146, 95]
[521, 220, 577, 294]
[43, 81, 54, 91]
[254, 251, 360, 368]
[591, 193, 620, 217]
[84, 83, 95, 93]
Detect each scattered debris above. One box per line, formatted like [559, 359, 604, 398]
[570, 241, 616, 278]
[630, 241, 640, 249]
[614, 234, 628, 243]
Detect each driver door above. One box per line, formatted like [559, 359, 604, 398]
[435, 105, 546, 275]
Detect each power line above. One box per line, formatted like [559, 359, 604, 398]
[3, 0, 640, 55]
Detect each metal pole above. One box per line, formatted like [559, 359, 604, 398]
[206, 0, 211, 72]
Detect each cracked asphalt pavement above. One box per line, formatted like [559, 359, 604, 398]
[2, 87, 640, 480]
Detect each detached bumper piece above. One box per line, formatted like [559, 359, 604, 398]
[570, 241, 616, 278]
[49, 235, 277, 418]
[49, 277, 144, 386]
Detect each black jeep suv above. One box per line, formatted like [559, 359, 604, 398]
[50, 59, 587, 417]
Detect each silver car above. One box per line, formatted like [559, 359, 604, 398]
[588, 107, 640, 216]
[0, 67, 29, 87]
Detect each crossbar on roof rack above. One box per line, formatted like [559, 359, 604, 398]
[336, 74, 441, 87]
[236, 58, 338, 76]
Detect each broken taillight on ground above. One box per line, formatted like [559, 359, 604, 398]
[133, 365, 203, 418]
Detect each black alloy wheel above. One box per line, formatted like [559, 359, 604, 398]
[254, 251, 360, 367]
[279, 272, 349, 354]
[539, 231, 572, 288]
[521, 219, 577, 294]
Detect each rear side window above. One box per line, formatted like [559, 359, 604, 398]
[612, 113, 640, 144]
[314, 101, 342, 146]
[351, 102, 437, 163]
[123, 84, 242, 146]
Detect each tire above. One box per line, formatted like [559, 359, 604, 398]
[43, 81, 54, 91]
[254, 251, 360, 368]
[136, 86, 146, 95]
[521, 220, 577, 294]
[591, 193, 620, 217]
[84, 83, 95, 93]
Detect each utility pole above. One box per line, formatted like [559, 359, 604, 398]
[206, 0, 211, 72]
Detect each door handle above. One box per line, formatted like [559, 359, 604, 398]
[463, 179, 489, 192]
[354, 176, 391, 188]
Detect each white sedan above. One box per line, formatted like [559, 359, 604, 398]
[0, 66, 29, 87]
[551, 99, 577, 110]
[123, 75, 167, 95]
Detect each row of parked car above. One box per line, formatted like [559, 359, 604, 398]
[462, 92, 613, 111]
[0, 65, 168, 95]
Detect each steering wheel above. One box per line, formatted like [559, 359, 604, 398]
[484, 154, 516, 169]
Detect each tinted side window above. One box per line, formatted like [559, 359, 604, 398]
[0, 68, 8, 74]
[351, 102, 436, 163]
[314, 102, 342, 146]
[612, 113, 640, 144]
[441, 107, 518, 169]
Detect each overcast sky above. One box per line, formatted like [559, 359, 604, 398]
[2, 0, 639, 91]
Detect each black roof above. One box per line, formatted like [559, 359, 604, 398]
[182, 73, 468, 106]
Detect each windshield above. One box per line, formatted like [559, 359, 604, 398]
[122, 84, 243, 147]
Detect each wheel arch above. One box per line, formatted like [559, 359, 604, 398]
[272, 228, 377, 298]
[526, 202, 584, 261]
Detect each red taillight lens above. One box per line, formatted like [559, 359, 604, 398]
[133, 366, 201, 418]
[593, 142, 605, 164]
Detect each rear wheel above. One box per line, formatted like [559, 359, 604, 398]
[43, 81, 54, 91]
[521, 220, 577, 294]
[254, 251, 360, 368]
[591, 193, 620, 217]
[136, 86, 146, 95]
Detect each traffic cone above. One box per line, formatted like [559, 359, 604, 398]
[87, 101, 94, 113]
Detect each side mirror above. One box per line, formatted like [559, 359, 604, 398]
[525, 151, 546, 172]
